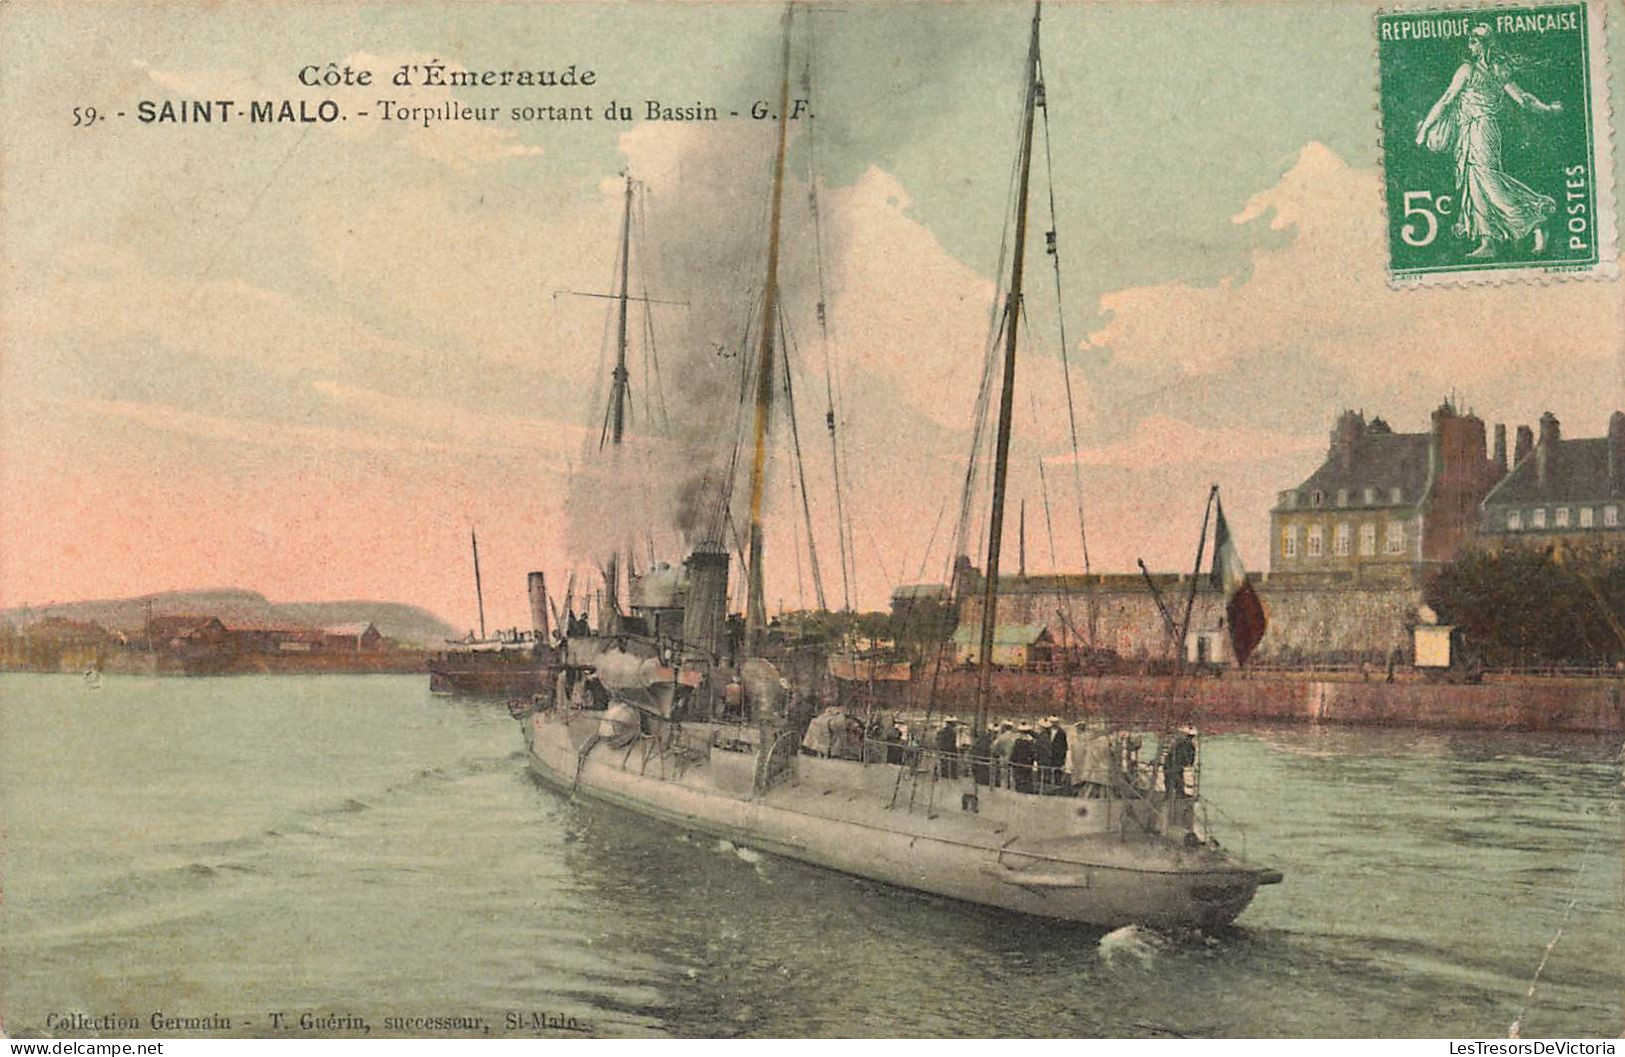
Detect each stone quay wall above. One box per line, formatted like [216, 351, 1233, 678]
[925, 669, 1625, 734]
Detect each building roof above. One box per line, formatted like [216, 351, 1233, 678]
[323, 622, 378, 637]
[1483, 437, 1620, 506]
[1287, 431, 1432, 508]
[951, 623, 1051, 647]
[29, 617, 109, 641]
[891, 583, 948, 602]
[146, 615, 223, 637]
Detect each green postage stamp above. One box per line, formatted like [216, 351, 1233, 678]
[1377, 1, 1618, 284]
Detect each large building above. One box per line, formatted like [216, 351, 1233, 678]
[1270, 403, 1506, 578]
[1479, 410, 1625, 553]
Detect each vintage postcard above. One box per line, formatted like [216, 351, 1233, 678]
[1, 0, 1621, 1044]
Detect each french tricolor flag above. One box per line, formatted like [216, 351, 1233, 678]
[1210, 496, 1267, 666]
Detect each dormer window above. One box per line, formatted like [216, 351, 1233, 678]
[1311, 490, 1325, 508]
[1580, 507, 1594, 528]
[1281, 491, 1297, 510]
[1532, 508, 1547, 529]
[1555, 507, 1570, 528]
[1508, 510, 1522, 531]
[1389, 486, 1403, 504]
[1336, 488, 1349, 507]
[1363, 487, 1376, 505]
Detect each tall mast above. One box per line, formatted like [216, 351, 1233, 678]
[745, 4, 795, 656]
[975, 4, 1043, 734]
[471, 528, 487, 641]
[600, 175, 634, 626]
[610, 174, 634, 447]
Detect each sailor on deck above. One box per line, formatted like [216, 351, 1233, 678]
[1038, 716, 1067, 792]
[935, 717, 961, 779]
[1010, 722, 1039, 794]
[885, 718, 906, 764]
[1164, 724, 1198, 798]
[970, 723, 995, 786]
[991, 721, 1017, 788]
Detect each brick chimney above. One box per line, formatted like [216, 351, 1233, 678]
[1514, 424, 1534, 467]
[1428, 403, 1453, 480]
[1609, 410, 1625, 495]
[1332, 410, 1366, 474]
[1493, 423, 1507, 473]
[1535, 412, 1560, 490]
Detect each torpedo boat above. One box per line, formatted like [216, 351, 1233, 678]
[513, 3, 1281, 930]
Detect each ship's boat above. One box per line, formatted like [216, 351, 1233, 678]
[514, 2, 1281, 929]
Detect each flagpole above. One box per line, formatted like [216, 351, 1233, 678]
[1178, 485, 1219, 666]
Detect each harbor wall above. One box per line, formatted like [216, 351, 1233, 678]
[926, 670, 1625, 734]
[960, 572, 1423, 663]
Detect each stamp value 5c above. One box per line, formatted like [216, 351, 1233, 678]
[1377, 2, 1618, 284]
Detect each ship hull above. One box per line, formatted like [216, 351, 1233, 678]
[525, 709, 1278, 929]
[429, 664, 550, 697]
[428, 649, 558, 697]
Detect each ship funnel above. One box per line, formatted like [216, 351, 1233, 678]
[527, 572, 549, 639]
[682, 541, 729, 661]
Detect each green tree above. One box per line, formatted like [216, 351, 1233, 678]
[1427, 544, 1625, 667]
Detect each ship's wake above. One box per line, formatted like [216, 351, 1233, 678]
[1097, 924, 1168, 966]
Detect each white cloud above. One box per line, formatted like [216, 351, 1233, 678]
[64, 397, 477, 457]
[1050, 415, 1323, 470]
[1087, 142, 1622, 390]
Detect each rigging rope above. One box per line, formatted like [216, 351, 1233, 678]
[779, 307, 829, 611]
[1036, 52, 1094, 584]
[803, 17, 857, 615]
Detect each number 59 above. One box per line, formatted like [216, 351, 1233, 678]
[1400, 190, 1454, 247]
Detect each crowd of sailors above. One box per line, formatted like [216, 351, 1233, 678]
[799, 705, 1199, 800]
[551, 666, 1200, 800]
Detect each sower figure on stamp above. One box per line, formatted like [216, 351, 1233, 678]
[1415, 24, 1563, 259]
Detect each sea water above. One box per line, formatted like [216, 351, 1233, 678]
[1, 673, 1619, 1038]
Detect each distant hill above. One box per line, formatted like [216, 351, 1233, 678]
[1, 588, 457, 647]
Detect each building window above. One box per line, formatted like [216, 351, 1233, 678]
[1580, 507, 1594, 528]
[1308, 526, 1324, 557]
[1390, 486, 1403, 503]
[1508, 510, 1522, 531]
[1555, 507, 1570, 528]
[1532, 508, 1546, 529]
[1334, 523, 1351, 556]
[1384, 520, 1406, 555]
[1311, 490, 1324, 508]
[1363, 487, 1376, 505]
[1360, 523, 1376, 555]
[1282, 526, 1298, 558]
[1606, 505, 1619, 527]
[1336, 488, 1349, 507]
[1281, 491, 1297, 510]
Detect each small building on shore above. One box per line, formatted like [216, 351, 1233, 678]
[951, 623, 1053, 669]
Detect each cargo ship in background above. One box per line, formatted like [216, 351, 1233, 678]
[428, 531, 561, 697]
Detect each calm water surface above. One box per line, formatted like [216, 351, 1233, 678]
[1, 673, 1620, 1038]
